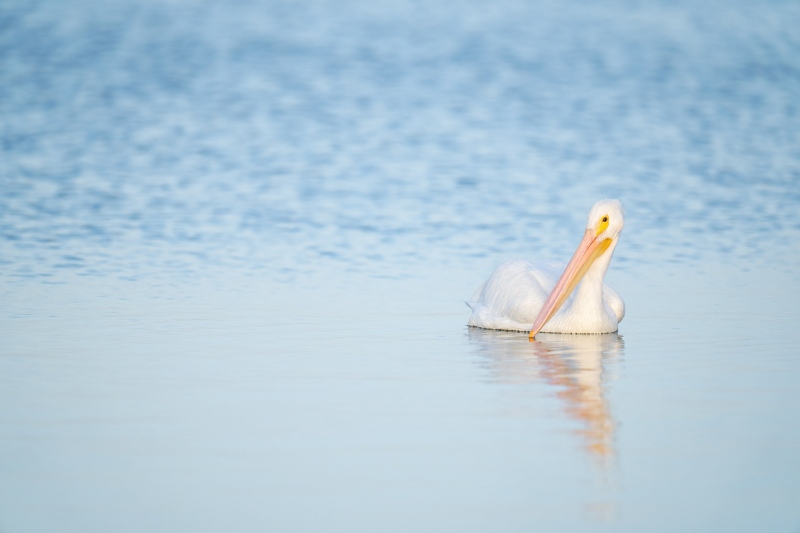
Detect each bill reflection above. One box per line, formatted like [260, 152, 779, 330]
[469, 329, 624, 459]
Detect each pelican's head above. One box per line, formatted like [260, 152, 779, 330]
[586, 199, 625, 241]
[529, 199, 625, 340]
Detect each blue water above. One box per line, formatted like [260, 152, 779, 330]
[2, 0, 800, 531]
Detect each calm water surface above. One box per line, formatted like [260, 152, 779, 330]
[2, 0, 800, 531]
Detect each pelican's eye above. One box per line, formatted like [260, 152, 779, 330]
[596, 215, 609, 236]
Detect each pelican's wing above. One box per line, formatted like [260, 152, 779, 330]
[603, 285, 625, 323]
[467, 260, 560, 332]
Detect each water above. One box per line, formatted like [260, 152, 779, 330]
[2, 0, 800, 531]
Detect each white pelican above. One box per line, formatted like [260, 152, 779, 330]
[467, 199, 625, 340]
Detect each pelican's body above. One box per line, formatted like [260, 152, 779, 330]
[467, 259, 625, 333]
[467, 199, 626, 338]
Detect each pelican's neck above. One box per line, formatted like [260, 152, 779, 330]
[571, 237, 618, 310]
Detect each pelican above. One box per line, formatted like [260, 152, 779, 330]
[467, 199, 625, 340]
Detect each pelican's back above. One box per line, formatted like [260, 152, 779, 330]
[467, 260, 553, 331]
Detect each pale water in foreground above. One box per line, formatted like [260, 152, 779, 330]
[2, 0, 800, 531]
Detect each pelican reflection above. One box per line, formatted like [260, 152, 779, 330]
[468, 328, 624, 459]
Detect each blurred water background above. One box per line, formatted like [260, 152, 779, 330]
[1, 0, 800, 531]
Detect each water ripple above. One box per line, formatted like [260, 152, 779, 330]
[1, 0, 799, 283]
